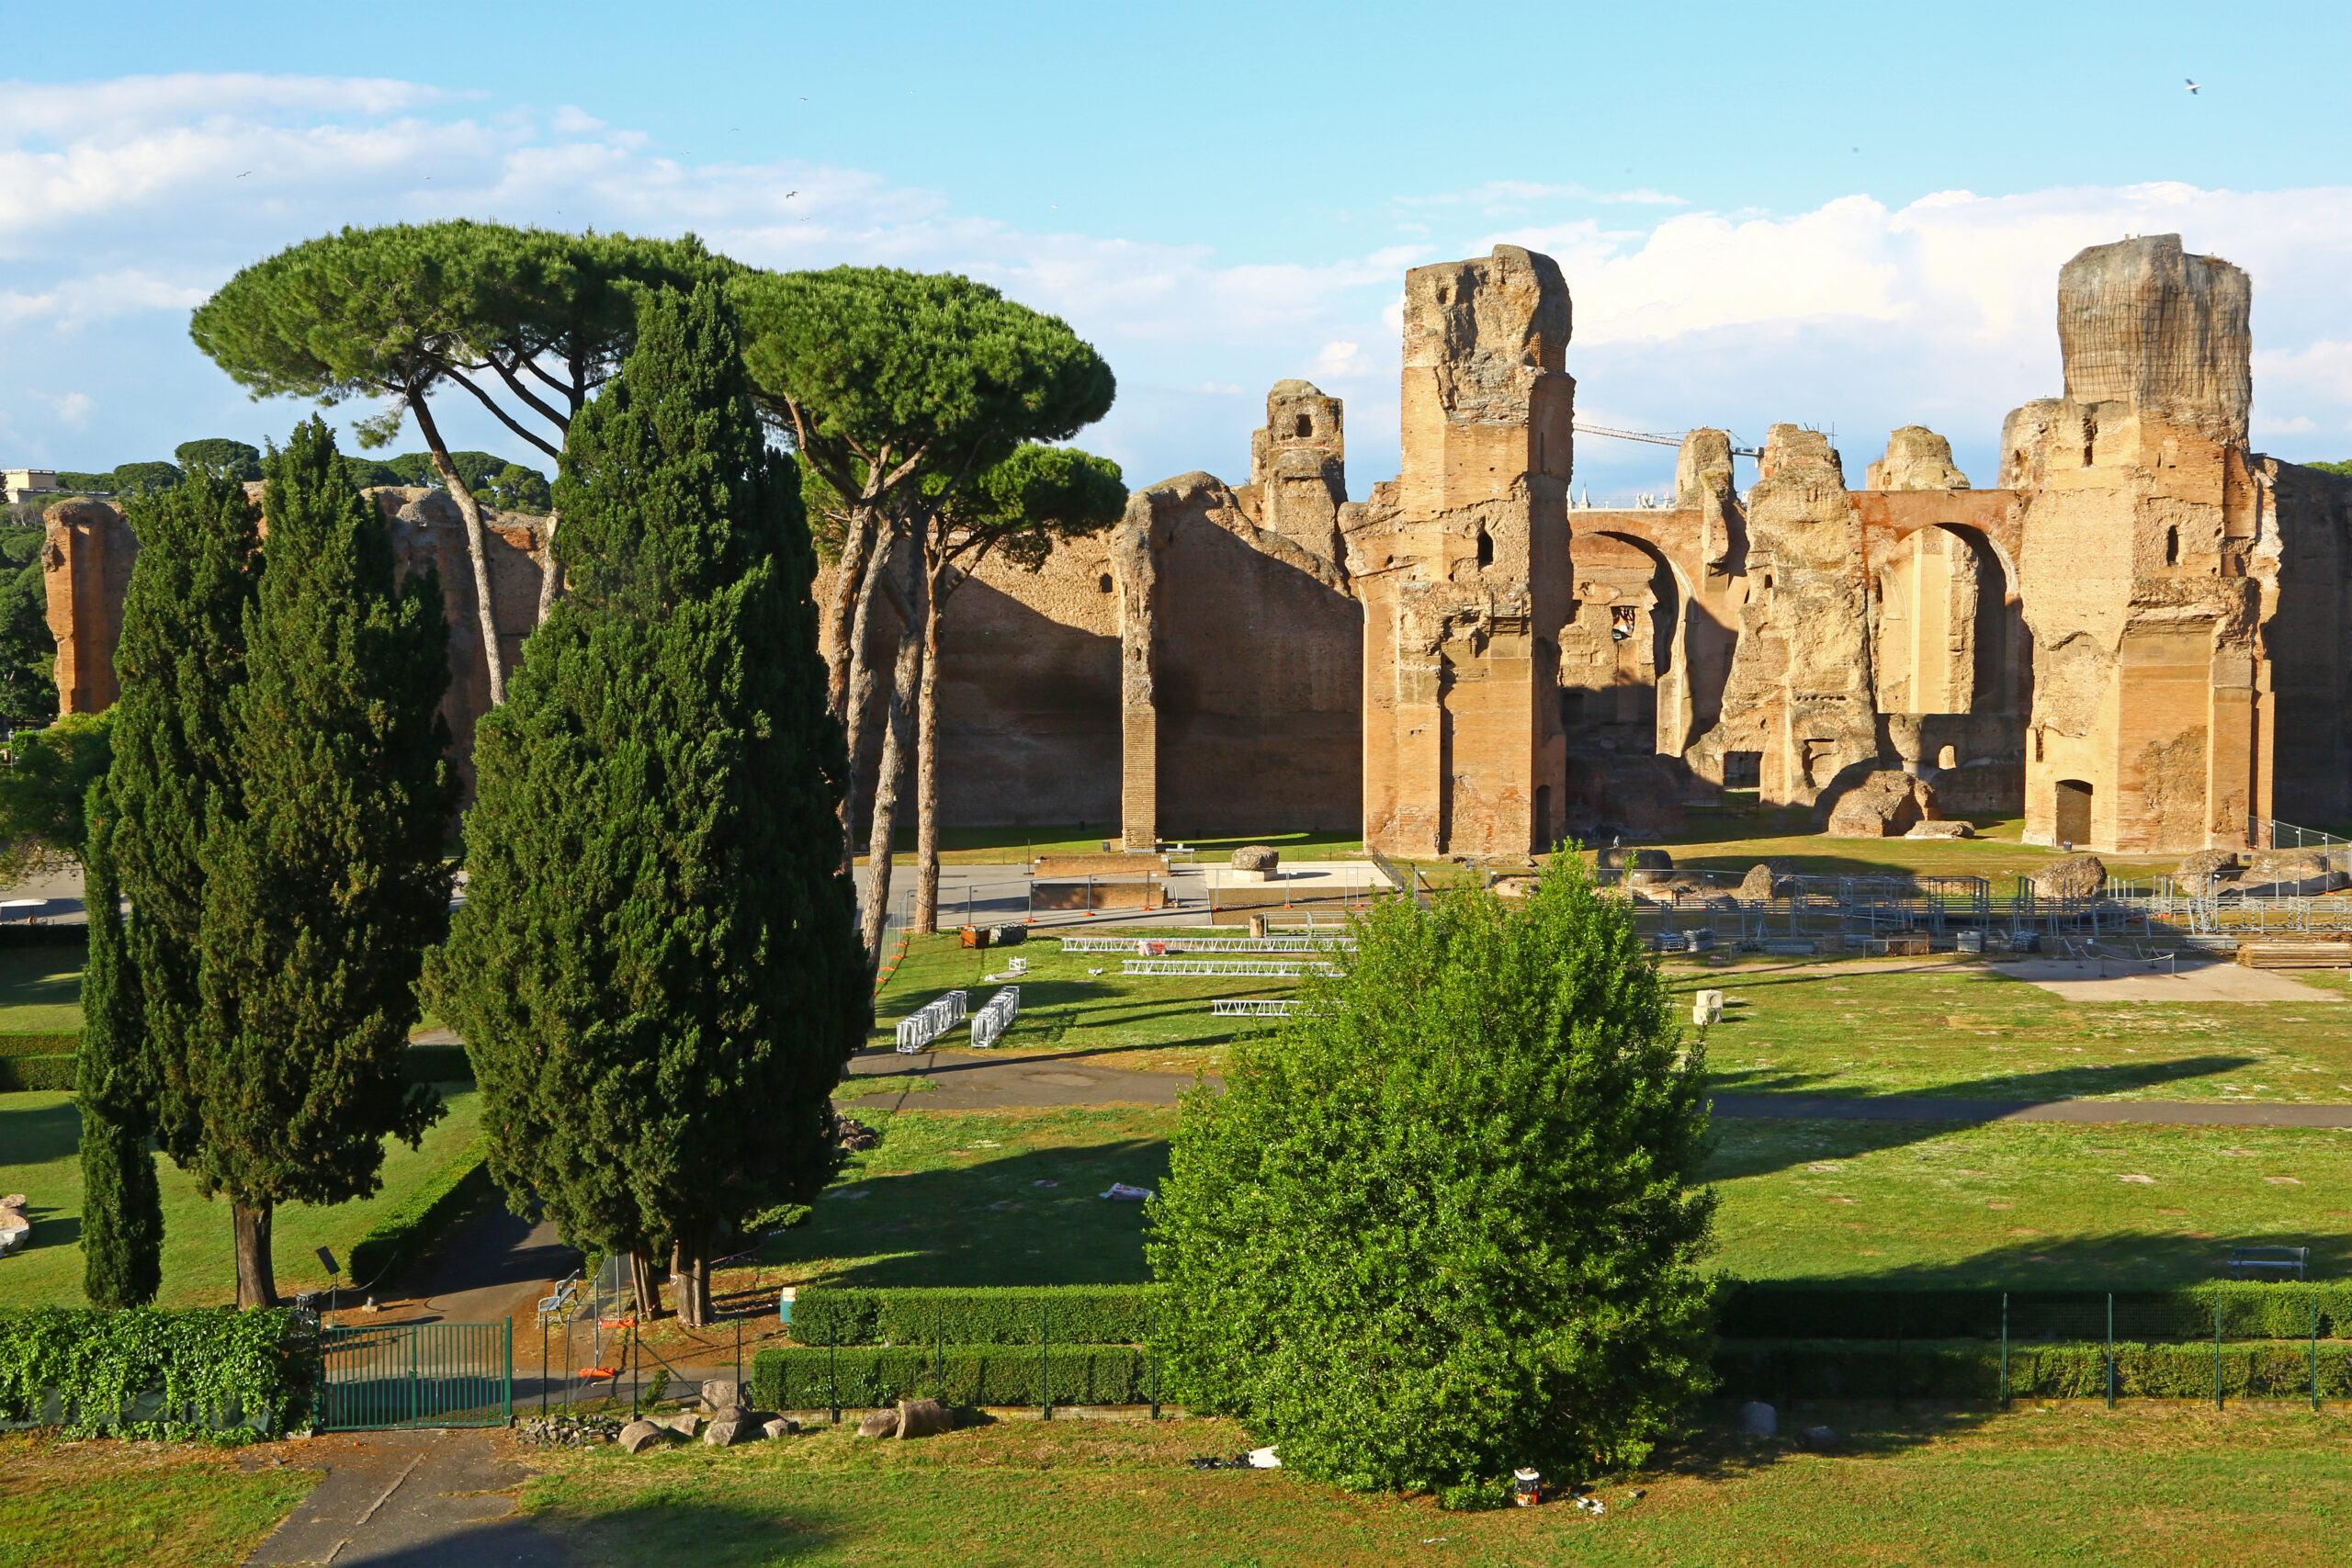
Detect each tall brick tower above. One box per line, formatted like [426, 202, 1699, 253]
[1356, 245, 1575, 859]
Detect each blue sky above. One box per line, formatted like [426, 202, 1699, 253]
[5, 0, 2348, 498]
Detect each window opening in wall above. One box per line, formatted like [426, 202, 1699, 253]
[1293, 413, 1312, 438]
[1477, 527, 1495, 568]
[1610, 605, 1634, 641]
[2165, 525, 2179, 567]
[1097, 573, 1114, 593]
[1723, 750, 1761, 788]
[1534, 784, 1552, 851]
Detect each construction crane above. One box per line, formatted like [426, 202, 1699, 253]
[1573, 422, 1761, 458]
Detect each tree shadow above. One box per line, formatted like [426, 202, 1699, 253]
[1642, 1401, 2001, 1483]
[1714, 1227, 2352, 1294]
[1704, 1053, 2260, 1121]
[0, 1095, 81, 1164]
[760, 1138, 1170, 1289]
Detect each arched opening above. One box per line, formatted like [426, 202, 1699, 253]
[2165, 525, 2179, 567]
[1559, 531, 1689, 754]
[2054, 778, 2093, 848]
[1292, 413, 1312, 438]
[1873, 524, 2024, 716]
[1476, 527, 1494, 568]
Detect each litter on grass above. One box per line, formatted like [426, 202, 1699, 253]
[1246, 1446, 1281, 1469]
[1102, 1182, 1155, 1201]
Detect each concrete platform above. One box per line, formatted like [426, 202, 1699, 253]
[1991, 957, 2342, 1003]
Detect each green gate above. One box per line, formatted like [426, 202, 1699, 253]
[317, 1321, 512, 1430]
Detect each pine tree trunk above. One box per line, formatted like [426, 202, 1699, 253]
[673, 1232, 712, 1329]
[232, 1200, 277, 1310]
[837, 526, 892, 880]
[535, 514, 560, 625]
[824, 508, 878, 724]
[411, 395, 506, 706]
[630, 1245, 662, 1320]
[859, 555, 927, 965]
[912, 560, 947, 935]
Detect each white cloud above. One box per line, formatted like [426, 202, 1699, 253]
[3, 73, 2351, 482]
[42, 392, 94, 428]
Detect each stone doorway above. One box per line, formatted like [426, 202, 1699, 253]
[2054, 778, 2094, 847]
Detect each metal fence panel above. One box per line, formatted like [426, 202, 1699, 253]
[318, 1320, 512, 1430]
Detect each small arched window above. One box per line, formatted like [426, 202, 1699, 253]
[2165, 526, 2179, 567]
[1292, 413, 1312, 439]
[1476, 528, 1495, 568]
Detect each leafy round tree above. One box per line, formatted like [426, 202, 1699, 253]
[1148, 863, 1717, 1500]
[424, 281, 867, 1327]
[174, 439, 264, 479]
[184, 420, 458, 1307]
[76, 776, 162, 1309]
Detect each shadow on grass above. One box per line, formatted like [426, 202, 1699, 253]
[761, 1138, 1170, 1288]
[1647, 1402, 2000, 1483]
[0, 1094, 79, 1164]
[1706, 1053, 2260, 1108]
[1724, 1228, 2352, 1291]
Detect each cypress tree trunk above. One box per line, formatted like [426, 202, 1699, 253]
[231, 1201, 275, 1311]
[861, 546, 926, 964]
[77, 781, 162, 1308]
[630, 1247, 662, 1321]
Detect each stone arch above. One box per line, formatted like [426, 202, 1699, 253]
[1559, 529, 1699, 758]
[1871, 521, 2027, 718]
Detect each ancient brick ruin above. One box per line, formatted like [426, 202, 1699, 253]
[40, 233, 2352, 857]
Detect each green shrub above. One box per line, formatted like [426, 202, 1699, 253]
[752, 1344, 1155, 1410]
[0, 1306, 311, 1439]
[344, 1144, 491, 1287]
[1712, 1337, 2352, 1403]
[787, 1285, 1166, 1348]
[1715, 1282, 2352, 1342]
[0, 1054, 75, 1091]
[1150, 866, 1716, 1493]
[0, 1032, 81, 1058]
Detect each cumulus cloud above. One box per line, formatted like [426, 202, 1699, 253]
[2, 73, 2349, 486]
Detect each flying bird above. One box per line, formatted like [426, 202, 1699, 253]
[2185, 78, 2199, 94]
[236, 170, 250, 177]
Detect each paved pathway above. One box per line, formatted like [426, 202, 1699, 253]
[245, 1429, 570, 1567]
[842, 1045, 1202, 1111]
[1710, 1093, 2352, 1128]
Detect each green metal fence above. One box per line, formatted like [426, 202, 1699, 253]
[317, 1320, 512, 1430]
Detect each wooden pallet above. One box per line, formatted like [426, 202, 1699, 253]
[2236, 941, 2351, 970]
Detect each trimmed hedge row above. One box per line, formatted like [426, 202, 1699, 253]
[0, 1306, 312, 1439]
[752, 1344, 1157, 1409]
[0, 1042, 469, 1096]
[0, 1054, 74, 1091]
[1713, 1337, 2352, 1402]
[0, 1032, 79, 1058]
[1717, 1283, 2352, 1342]
[0, 925, 88, 950]
[787, 1285, 1164, 1348]
[345, 1144, 493, 1287]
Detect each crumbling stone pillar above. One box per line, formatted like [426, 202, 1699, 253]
[41, 499, 138, 715]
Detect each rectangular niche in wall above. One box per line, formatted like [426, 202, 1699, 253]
[1723, 750, 1762, 789]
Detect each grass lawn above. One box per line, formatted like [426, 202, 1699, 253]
[1685, 960, 2352, 1102]
[699, 1100, 2352, 1310]
[510, 1402, 2352, 1566]
[0, 945, 84, 1033]
[0, 1082, 482, 1310]
[0, 1435, 315, 1568]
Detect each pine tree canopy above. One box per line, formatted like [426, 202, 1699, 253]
[184, 417, 458, 1220]
[1148, 863, 1718, 1500]
[731, 265, 1114, 513]
[426, 279, 866, 1288]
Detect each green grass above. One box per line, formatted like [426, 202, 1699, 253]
[873, 931, 1293, 1077]
[1683, 962, 2352, 1102]
[0, 945, 84, 1033]
[0, 1435, 315, 1568]
[750, 1107, 1170, 1290]
[514, 1403, 2352, 1566]
[860, 825, 1366, 866]
[0, 1082, 484, 1309]
[735, 1101, 2352, 1296]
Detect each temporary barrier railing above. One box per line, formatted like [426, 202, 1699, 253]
[969, 986, 1021, 1048]
[1057, 934, 1355, 954]
[1209, 998, 1305, 1016]
[895, 990, 968, 1054]
[1123, 959, 1339, 977]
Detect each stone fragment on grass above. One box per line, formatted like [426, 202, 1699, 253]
[858, 1407, 900, 1438]
[762, 1417, 798, 1440]
[1802, 1426, 1839, 1452]
[617, 1419, 666, 1454]
[895, 1397, 952, 1438]
[2032, 853, 2107, 901]
[699, 1379, 740, 1412]
[1739, 1401, 1776, 1437]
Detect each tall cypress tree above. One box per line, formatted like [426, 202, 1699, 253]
[187, 418, 458, 1308]
[425, 282, 867, 1327]
[100, 469, 261, 1303]
[76, 776, 162, 1308]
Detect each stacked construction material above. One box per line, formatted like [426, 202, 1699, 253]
[894, 990, 967, 1054]
[969, 987, 1021, 1048]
